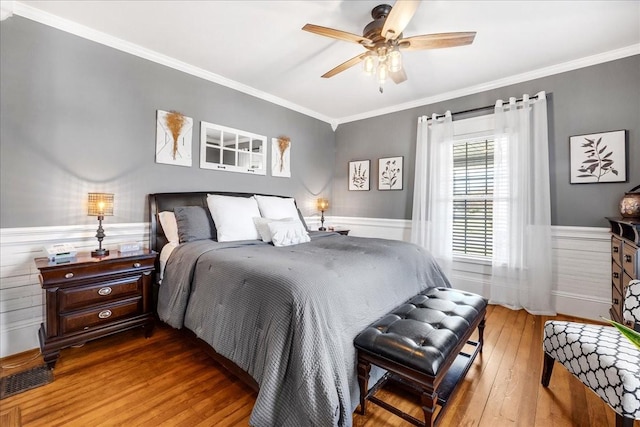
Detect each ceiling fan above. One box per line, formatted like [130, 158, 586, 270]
[302, 1, 476, 92]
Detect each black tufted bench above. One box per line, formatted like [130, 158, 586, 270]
[354, 287, 487, 427]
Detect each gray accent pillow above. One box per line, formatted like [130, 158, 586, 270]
[174, 206, 217, 243]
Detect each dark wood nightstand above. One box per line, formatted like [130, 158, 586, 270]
[334, 229, 350, 236]
[35, 250, 156, 369]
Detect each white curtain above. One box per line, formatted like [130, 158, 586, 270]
[491, 91, 555, 314]
[411, 112, 454, 275]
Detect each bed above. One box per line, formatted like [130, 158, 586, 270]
[149, 191, 451, 427]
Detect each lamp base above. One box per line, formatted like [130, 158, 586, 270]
[319, 227, 327, 231]
[91, 248, 110, 257]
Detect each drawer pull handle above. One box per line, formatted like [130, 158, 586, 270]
[613, 298, 619, 305]
[133, 262, 141, 268]
[98, 310, 112, 319]
[613, 247, 619, 253]
[64, 272, 74, 279]
[98, 287, 112, 296]
[613, 272, 619, 279]
[624, 255, 632, 263]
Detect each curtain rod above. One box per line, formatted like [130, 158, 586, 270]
[427, 94, 540, 121]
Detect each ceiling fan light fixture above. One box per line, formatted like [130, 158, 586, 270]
[303, 2, 476, 92]
[363, 54, 375, 75]
[388, 48, 402, 73]
[377, 61, 388, 85]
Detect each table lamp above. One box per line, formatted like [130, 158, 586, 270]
[317, 198, 329, 231]
[88, 193, 114, 257]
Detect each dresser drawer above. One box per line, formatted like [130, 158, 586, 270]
[611, 236, 623, 267]
[612, 261, 622, 287]
[58, 277, 142, 312]
[60, 298, 142, 334]
[622, 242, 637, 276]
[612, 284, 623, 322]
[623, 272, 633, 295]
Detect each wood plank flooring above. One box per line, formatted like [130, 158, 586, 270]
[1, 306, 638, 426]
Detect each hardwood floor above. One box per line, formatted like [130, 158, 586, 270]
[1, 306, 638, 426]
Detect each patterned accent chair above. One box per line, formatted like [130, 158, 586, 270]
[542, 279, 640, 427]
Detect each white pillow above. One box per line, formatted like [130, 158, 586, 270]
[253, 217, 294, 242]
[255, 195, 300, 220]
[158, 211, 179, 244]
[207, 195, 261, 242]
[268, 220, 311, 247]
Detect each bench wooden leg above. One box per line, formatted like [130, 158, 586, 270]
[421, 389, 438, 427]
[541, 352, 555, 387]
[478, 317, 486, 354]
[615, 413, 635, 427]
[357, 359, 371, 415]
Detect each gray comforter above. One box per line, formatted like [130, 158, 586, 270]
[157, 233, 450, 427]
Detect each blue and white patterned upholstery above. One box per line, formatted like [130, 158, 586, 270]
[542, 279, 640, 423]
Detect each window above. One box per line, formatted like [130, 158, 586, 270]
[451, 119, 495, 259]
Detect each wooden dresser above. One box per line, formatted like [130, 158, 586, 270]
[606, 217, 640, 323]
[35, 250, 156, 368]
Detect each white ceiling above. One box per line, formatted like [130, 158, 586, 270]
[12, 1, 640, 126]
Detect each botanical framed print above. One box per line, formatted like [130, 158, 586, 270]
[272, 136, 291, 177]
[569, 130, 626, 183]
[348, 160, 370, 191]
[155, 110, 193, 167]
[378, 156, 403, 190]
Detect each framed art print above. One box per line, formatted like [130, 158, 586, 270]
[272, 136, 291, 178]
[348, 160, 370, 191]
[155, 110, 193, 167]
[378, 156, 403, 190]
[569, 130, 626, 183]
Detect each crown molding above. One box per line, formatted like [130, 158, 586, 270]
[12, 2, 338, 129]
[11, 2, 638, 130]
[336, 44, 640, 126]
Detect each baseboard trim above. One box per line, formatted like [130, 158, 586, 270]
[553, 290, 611, 321]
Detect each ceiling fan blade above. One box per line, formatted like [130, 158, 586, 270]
[321, 52, 369, 78]
[390, 68, 407, 84]
[399, 32, 476, 51]
[302, 24, 373, 46]
[381, 0, 420, 41]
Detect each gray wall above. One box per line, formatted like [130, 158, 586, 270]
[334, 55, 640, 227]
[0, 17, 336, 228]
[2, 17, 637, 230]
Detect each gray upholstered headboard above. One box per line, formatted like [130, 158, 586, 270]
[148, 191, 294, 253]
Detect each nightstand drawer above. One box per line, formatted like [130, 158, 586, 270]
[59, 277, 142, 312]
[39, 257, 154, 286]
[60, 298, 142, 334]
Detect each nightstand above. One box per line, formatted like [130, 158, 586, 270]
[334, 229, 350, 236]
[35, 250, 156, 369]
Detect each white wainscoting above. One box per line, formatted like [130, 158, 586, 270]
[0, 219, 610, 358]
[330, 217, 611, 322]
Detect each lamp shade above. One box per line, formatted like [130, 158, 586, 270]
[317, 198, 329, 211]
[88, 193, 114, 216]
